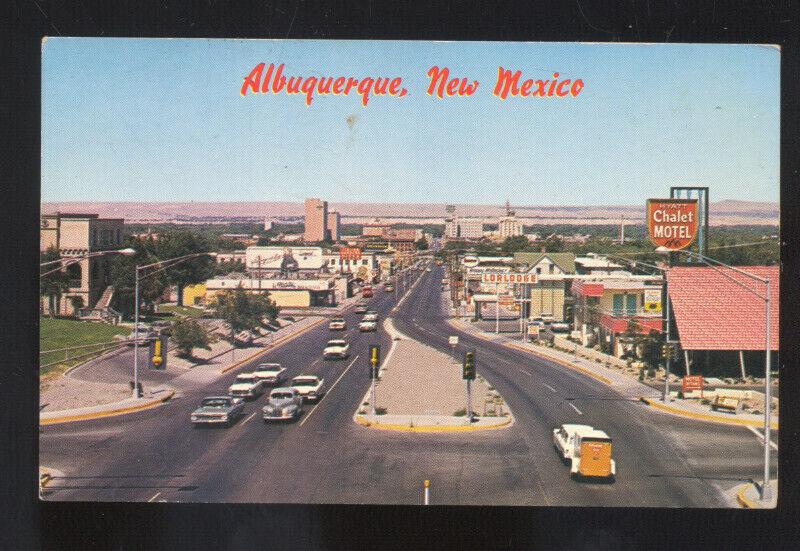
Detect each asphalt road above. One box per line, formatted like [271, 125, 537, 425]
[40, 262, 776, 506]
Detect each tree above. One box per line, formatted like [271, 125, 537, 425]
[212, 288, 280, 339]
[108, 237, 169, 320]
[40, 246, 71, 317]
[500, 235, 533, 255]
[156, 230, 215, 306]
[214, 259, 246, 275]
[415, 237, 429, 251]
[171, 318, 213, 358]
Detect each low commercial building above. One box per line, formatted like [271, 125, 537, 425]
[204, 274, 338, 308]
[513, 252, 576, 322]
[572, 276, 664, 356]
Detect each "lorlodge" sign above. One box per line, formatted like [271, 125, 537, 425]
[481, 272, 538, 284]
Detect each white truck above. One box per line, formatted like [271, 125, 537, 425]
[553, 424, 616, 481]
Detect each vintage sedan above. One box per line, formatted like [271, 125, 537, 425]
[323, 339, 350, 360]
[362, 311, 379, 322]
[358, 320, 378, 332]
[353, 303, 369, 314]
[328, 318, 347, 331]
[191, 396, 245, 427]
[252, 363, 286, 385]
[291, 375, 325, 402]
[228, 373, 267, 399]
[262, 387, 304, 421]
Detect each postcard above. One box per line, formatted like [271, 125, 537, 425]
[39, 39, 779, 507]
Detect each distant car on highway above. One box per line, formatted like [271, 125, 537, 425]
[426, 267, 432, 272]
[228, 373, 267, 399]
[384, 283, 394, 292]
[291, 375, 325, 402]
[323, 339, 350, 360]
[362, 311, 379, 322]
[358, 320, 378, 332]
[191, 396, 245, 427]
[553, 424, 616, 481]
[262, 387, 304, 421]
[253, 363, 286, 385]
[354, 303, 369, 314]
[328, 318, 347, 331]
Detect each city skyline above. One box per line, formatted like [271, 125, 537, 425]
[42, 39, 779, 205]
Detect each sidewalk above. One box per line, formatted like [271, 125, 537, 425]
[39, 315, 324, 422]
[452, 317, 779, 430]
[353, 318, 513, 431]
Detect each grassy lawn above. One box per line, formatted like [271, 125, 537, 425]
[156, 304, 204, 318]
[40, 317, 131, 378]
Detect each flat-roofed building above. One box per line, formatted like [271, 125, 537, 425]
[499, 215, 522, 238]
[304, 198, 328, 242]
[326, 211, 341, 241]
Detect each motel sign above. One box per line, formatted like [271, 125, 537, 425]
[647, 198, 699, 251]
[481, 272, 538, 284]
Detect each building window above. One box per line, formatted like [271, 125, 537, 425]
[626, 294, 637, 315]
[92, 229, 97, 245]
[116, 229, 121, 243]
[612, 294, 624, 316]
[362, 259, 368, 265]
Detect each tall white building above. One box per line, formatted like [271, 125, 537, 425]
[498, 215, 522, 238]
[445, 217, 483, 239]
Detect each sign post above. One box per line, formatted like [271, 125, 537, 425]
[463, 350, 476, 422]
[681, 375, 704, 398]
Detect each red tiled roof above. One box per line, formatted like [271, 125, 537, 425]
[668, 266, 778, 351]
[600, 314, 662, 334]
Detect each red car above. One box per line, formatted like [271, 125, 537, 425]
[362, 285, 373, 298]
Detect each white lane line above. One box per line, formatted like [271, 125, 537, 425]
[747, 426, 778, 451]
[299, 354, 360, 427]
[242, 412, 257, 424]
[517, 367, 532, 377]
[148, 492, 162, 502]
[542, 383, 557, 393]
[567, 402, 583, 415]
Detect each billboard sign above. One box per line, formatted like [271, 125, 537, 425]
[339, 247, 362, 261]
[481, 272, 537, 284]
[646, 199, 699, 251]
[643, 289, 662, 313]
[681, 375, 704, 396]
[462, 255, 479, 268]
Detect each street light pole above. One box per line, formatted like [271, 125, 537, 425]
[132, 266, 141, 398]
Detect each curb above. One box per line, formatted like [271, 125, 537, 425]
[448, 319, 615, 387]
[39, 468, 52, 489]
[39, 390, 175, 426]
[639, 397, 779, 430]
[218, 318, 326, 374]
[354, 414, 513, 433]
[736, 483, 759, 508]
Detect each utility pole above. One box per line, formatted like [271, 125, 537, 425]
[495, 281, 500, 334]
[662, 267, 671, 402]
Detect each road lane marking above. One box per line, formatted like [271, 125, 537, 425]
[567, 402, 583, 415]
[148, 492, 162, 502]
[242, 412, 257, 424]
[517, 367, 532, 377]
[747, 426, 778, 451]
[542, 383, 557, 393]
[299, 354, 360, 427]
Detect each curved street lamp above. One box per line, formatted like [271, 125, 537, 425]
[40, 247, 137, 278]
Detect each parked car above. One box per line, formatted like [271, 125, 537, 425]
[253, 363, 286, 385]
[191, 396, 245, 427]
[228, 373, 267, 399]
[262, 387, 304, 421]
[359, 320, 378, 332]
[328, 318, 347, 331]
[234, 330, 254, 346]
[553, 424, 616, 481]
[323, 339, 350, 360]
[290, 375, 325, 402]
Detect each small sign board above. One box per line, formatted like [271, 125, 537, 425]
[528, 324, 540, 337]
[643, 288, 662, 313]
[462, 255, 479, 268]
[681, 375, 704, 396]
[448, 336, 459, 346]
[646, 198, 699, 251]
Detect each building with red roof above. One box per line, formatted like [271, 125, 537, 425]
[667, 265, 778, 377]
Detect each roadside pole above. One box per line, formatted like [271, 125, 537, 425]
[132, 266, 141, 398]
[370, 376, 376, 416]
[369, 344, 380, 416]
[662, 274, 671, 402]
[763, 278, 772, 501]
[423, 479, 430, 505]
[495, 281, 500, 334]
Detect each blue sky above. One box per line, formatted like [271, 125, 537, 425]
[42, 39, 779, 205]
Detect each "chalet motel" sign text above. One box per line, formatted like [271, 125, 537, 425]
[646, 198, 699, 251]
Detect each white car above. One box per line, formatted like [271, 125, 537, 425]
[328, 318, 347, 331]
[252, 363, 286, 385]
[362, 312, 379, 322]
[323, 339, 350, 360]
[291, 375, 325, 402]
[359, 320, 378, 332]
[553, 424, 616, 480]
[228, 373, 267, 399]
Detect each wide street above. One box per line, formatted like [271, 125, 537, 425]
[39, 262, 776, 506]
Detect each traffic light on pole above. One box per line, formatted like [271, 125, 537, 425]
[463, 350, 476, 380]
[662, 343, 669, 360]
[369, 344, 380, 380]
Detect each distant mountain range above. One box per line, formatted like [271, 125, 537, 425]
[41, 199, 779, 226]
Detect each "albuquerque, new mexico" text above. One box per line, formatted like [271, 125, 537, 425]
[240, 63, 585, 106]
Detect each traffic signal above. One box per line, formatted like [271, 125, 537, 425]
[463, 350, 476, 380]
[369, 344, 381, 380]
[661, 343, 670, 360]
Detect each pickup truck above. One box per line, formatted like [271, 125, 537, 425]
[291, 375, 325, 402]
[553, 424, 616, 481]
